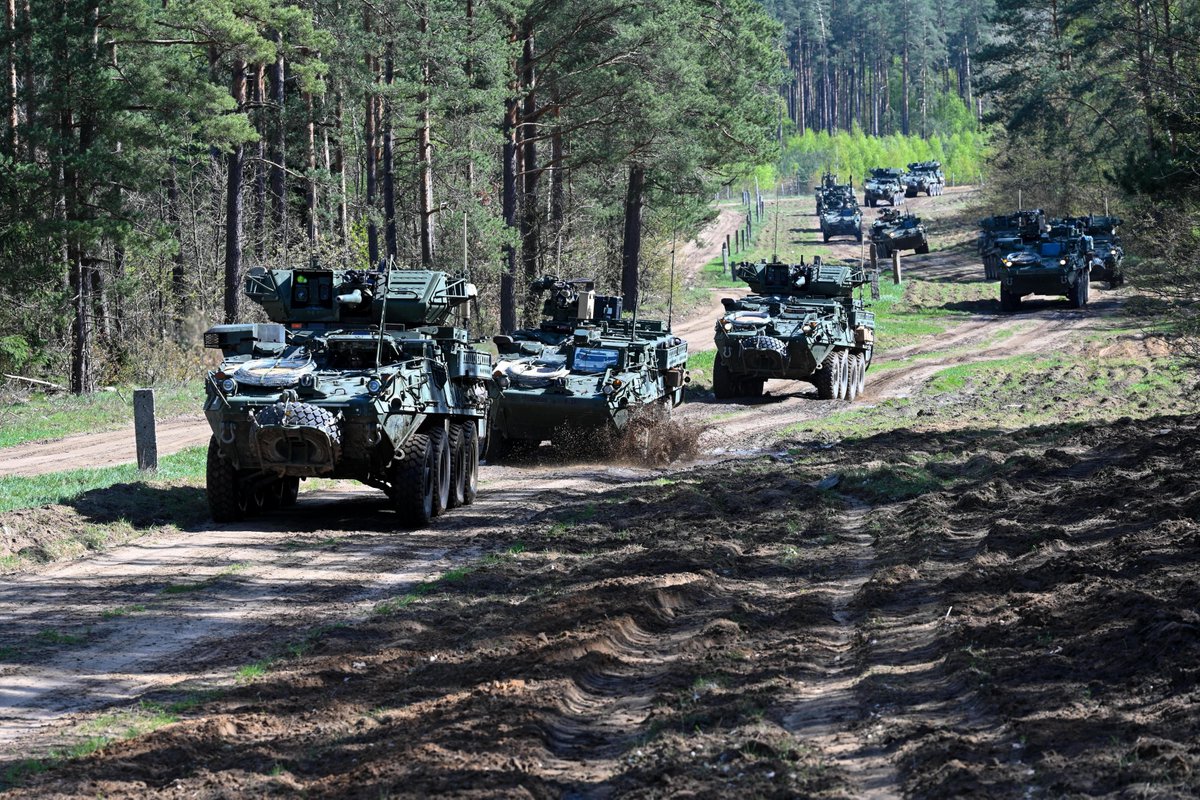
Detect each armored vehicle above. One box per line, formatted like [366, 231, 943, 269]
[997, 234, 1091, 311]
[815, 172, 855, 215]
[1081, 215, 1124, 287]
[904, 161, 945, 197]
[870, 208, 929, 258]
[712, 259, 875, 401]
[863, 168, 904, 207]
[493, 276, 623, 358]
[820, 201, 863, 242]
[203, 267, 493, 527]
[489, 311, 689, 456]
[978, 210, 1045, 279]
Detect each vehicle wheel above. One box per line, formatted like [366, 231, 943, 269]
[391, 432, 435, 528]
[915, 243, 930, 254]
[856, 231, 863, 242]
[712, 354, 738, 399]
[868, 197, 875, 208]
[857, 353, 868, 396]
[835, 349, 849, 400]
[460, 422, 479, 505]
[815, 352, 838, 400]
[279, 476, 300, 507]
[446, 422, 467, 509]
[207, 437, 246, 522]
[876, 243, 889, 260]
[428, 426, 452, 517]
[845, 355, 859, 402]
[823, 232, 830, 242]
[743, 379, 765, 398]
[1000, 285, 1022, 312]
[906, 186, 918, 198]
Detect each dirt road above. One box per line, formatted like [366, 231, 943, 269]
[1, 185, 1157, 798]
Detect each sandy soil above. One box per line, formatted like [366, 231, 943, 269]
[4, 185, 1186, 799]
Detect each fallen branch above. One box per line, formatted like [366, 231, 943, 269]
[2, 374, 69, 392]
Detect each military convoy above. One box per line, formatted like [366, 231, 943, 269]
[870, 208, 930, 258]
[203, 268, 493, 527]
[863, 168, 905, 207]
[712, 259, 875, 401]
[904, 161, 945, 197]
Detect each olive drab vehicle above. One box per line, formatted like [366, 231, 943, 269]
[815, 172, 855, 215]
[997, 220, 1092, 311]
[712, 259, 875, 401]
[978, 209, 1045, 280]
[1080, 215, 1125, 288]
[492, 276, 623, 359]
[203, 267, 493, 528]
[489, 282, 689, 457]
[863, 167, 905, 207]
[869, 208, 930, 259]
[820, 200, 863, 243]
[903, 161, 945, 197]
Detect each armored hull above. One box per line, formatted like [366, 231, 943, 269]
[821, 206, 863, 242]
[903, 161, 945, 197]
[863, 168, 904, 207]
[998, 238, 1091, 311]
[870, 209, 929, 258]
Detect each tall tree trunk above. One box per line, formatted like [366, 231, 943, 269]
[620, 163, 644, 312]
[4, 0, 15, 154]
[224, 61, 247, 324]
[417, 9, 436, 267]
[519, 25, 539, 322]
[167, 163, 187, 337]
[549, 98, 565, 269]
[901, 34, 910, 136]
[268, 33, 286, 247]
[305, 91, 318, 250]
[500, 95, 518, 332]
[364, 73, 379, 266]
[334, 90, 347, 243]
[383, 42, 398, 262]
[252, 65, 267, 259]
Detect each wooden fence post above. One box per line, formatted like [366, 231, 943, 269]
[722, 242, 729, 275]
[891, 251, 902, 285]
[134, 388, 158, 471]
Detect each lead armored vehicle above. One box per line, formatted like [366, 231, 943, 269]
[870, 208, 929, 258]
[998, 233, 1091, 311]
[712, 259, 875, 401]
[489, 298, 689, 456]
[904, 161, 945, 197]
[203, 267, 493, 527]
[820, 201, 863, 242]
[863, 167, 904, 207]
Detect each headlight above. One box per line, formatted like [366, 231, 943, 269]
[721, 320, 733, 331]
[497, 375, 511, 389]
[298, 373, 317, 390]
[366, 377, 382, 394]
[1110, 249, 1117, 255]
[1059, 259, 1067, 266]
[221, 378, 237, 394]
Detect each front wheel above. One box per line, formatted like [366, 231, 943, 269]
[207, 437, 246, 523]
[391, 432, 435, 528]
[915, 243, 930, 255]
[815, 352, 837, 400]
[1000, 285, 1022, 312]
[712, 354, 737, 399]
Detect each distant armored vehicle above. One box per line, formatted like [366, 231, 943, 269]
[1080, 215, 1124, 288]
[493, 276, 623, 358]
[820, 202, 863, 242]
[713, 259, 875, 401]
[863, 168, 904, 207]
[203, 267, 493, 527]
[870, 208, 929, 258]
[489, 300, 688, 456]
[998, 232, 1091, 311]
[978, 210, 1045, 279]
[904, 161, 945, 197]
[815, 172, 855, 215]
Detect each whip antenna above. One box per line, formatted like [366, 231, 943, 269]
[668, 224, 677, 330]
[772, 183, 781, 261]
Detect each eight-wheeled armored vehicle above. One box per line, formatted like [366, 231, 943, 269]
[815, 172, 855, 215]
[490, 304, 689, 456]
[820, 202, 863, 242]
[997, 233, 1091, 311]
[203, 267, 493, 527]
[978, 210, 1045, 279]
[863, 168, 904, 207]
[870, 208, 929, 258]
[904, 161, 945, 197]
[712, 259, 875, 401]
[1080, 215, 1124, 287]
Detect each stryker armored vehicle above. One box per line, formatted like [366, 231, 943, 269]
[978, 209, 1045, 279]
[820, 201, 863, 242]
[712, 259, 875, 401]
[493, 276, 623, 358]
[997, 233, 1091, 311]
[903, 161, 945, 197]
[815, 172, 855, 215]
[203, 267, 493, 527]
[1080, 215, 1124, 287]
[863, 168, 904, 207]
[489, 298, 689, 457]
[870, 208, 929, 258]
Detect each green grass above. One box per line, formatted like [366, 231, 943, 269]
[373, 544, 527, 617]
[0, 382, 204, 449]
[0, 445, 207, 513]
[36, 628, 87, 646]
[101, 604, 147, 619]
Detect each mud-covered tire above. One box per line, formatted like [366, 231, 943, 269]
[460, 423, 479, 505]
[876, 243, 889, 260]
[1000, 285, 1022, 312]
[392, 432, 435, 528]
[743, 379, 765, 398]
[835, 349, 849, 400]
[845, 355, 860, 402]
[207, 437, 245, 522]
[712, 354, 737, 400]
[915, 243, 930, 255]
[447, 423, 467, 509]
[428, 427, 452, 517]
[905, 186, 918, 198]
[815, 352, 837, 400]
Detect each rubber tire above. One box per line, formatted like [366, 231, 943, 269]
[823, 232, 830, 242]
[207, 437, 246, 523]
[876, 243, 889, 260]
[815, 353, 838, 400]
[428, 427, 452, 517]
[712, 354, 737, 400]
[868, 197, 876, 208]
[915, 243, 930, 255]
[743, 379, 765, 398]
[461, 423, 479, 505]
[1000, 285, 1022, 312]
[835, 350, 849, 400]
[857, 353, 868, 396]
[845, 355, 860, 402]
[856, 231, 863, 243]
[447, 423, 467, 509]
[392, 432, 435, 528]
[906, 186, 918, 198]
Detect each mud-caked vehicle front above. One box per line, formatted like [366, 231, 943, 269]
[997, 239, 1092, 311]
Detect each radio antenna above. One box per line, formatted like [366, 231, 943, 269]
[667, 224, 677, 331]
[772, 183, 781, 261]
